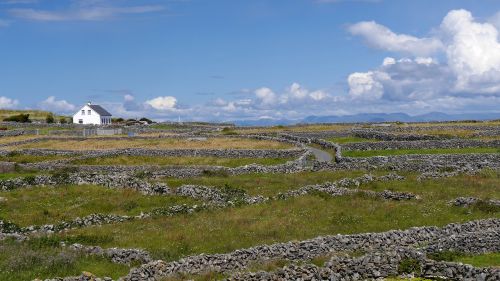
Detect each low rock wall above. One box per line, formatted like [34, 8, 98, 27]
[122, 218, 500, 280]
[352, 129, 441, 141]
[342, 139, 500, 151]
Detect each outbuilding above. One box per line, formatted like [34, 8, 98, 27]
[73, 102, 112, 125]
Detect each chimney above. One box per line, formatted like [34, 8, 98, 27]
[87, 101, 92, 106]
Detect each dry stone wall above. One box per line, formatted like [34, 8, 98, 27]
[342, 139, 500, 151]
[122, 218, 500, 280]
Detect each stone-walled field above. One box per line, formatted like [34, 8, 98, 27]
[0, 120, 498, 280]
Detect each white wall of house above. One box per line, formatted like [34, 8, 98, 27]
[72, 105, 111, 125]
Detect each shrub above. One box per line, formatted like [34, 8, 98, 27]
[46, 113, 55, 124]
[23, 175, 37, 185]
[398, 258, 421, 274]
[59, 117, 68, 124]
[139, 117, 154, 124]
[3, 114, 31, 123]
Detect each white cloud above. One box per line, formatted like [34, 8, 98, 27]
[37, 96, 76, 112]
[123, 94, 135, 102]
[145, 96, 177, 111]
[382, 57, 396, 66]
[441, 9, 500, 94]
[0, 96, 19, 109]
[255, 87, 277, 106]
[348, 21, 444, 56]
[348, 71, 387, 100]
[9, 3, 165, 21]
[489, 11, 500, 30]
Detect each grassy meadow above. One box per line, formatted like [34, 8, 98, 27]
[72, 155, 293, 167]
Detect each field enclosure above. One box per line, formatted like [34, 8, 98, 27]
[0, 120, 498, 280]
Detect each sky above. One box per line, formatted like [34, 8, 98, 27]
[1, 0, 500, 121]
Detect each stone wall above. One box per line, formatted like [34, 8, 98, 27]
[342, 139, 500, 151]
[122, 218, 500, 280]
[352, 129, 441, 141]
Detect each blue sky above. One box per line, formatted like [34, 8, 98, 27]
[1, 0, 500, 121]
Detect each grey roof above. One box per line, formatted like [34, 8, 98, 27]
[89, 105, 112, 116]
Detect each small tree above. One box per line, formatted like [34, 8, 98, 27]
[46, 113, 55, 123]
[59, 117, 67, 124]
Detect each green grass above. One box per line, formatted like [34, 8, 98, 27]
[57, 172, 499, 262]
[164, 170, 386, 197]
[328, 136, 378, 144]
[0, 185, 198, 226]
[455, 253, 500, 268]
[0, 238, 130, 281]
[428, 250, 500, 268]
[0, 171, 41, 180]
[72, 155, 293, 168]
[0, 153, 70, 163]
[343, 147, 500, 157]
[150, 124, 177, 130]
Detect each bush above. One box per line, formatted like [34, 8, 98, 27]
[3, 114, 31, 123]
[59, 117, 68, 124]
[398, 258, 421, 274]
[46, 113, 55, 124]
[139, 117, 154, 124]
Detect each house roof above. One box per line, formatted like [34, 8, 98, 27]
[88, 104, 112, 116]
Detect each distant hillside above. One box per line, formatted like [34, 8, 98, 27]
[232, 112, 500, 126]
[0, 109, 56, 121]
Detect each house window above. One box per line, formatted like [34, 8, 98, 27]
[81, 110, 85, 115]
[78, 119, 83, 124]
[88, 110, 91, 115]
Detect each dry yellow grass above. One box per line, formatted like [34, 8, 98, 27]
[0, 135, 39, 145]
[14, 137, 293, 150]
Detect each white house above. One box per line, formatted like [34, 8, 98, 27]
[73, 102, 112, 125]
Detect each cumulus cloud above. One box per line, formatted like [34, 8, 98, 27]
[348, 71, 386, 100]
[441, 9, 500, 94]
[255, 87, 277, 106]
[37, 96, 76, 113]
[347, 8, 500, 105]
[0, 96, 19, 109]
[348, 21, 444, 56]
[145, 96, 178, 111]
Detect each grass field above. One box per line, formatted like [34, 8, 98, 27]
[72, 155, 293, 167]
[0, 135, 39, 144]
[0, 109, 54, 121]
[0, 185, 198, 226]
[327, 136, 377, 144]
[0, 237, 131, 281]
[54, 172, 499, 261]
[13, 137, 293, 150]
[0, 153, 70, 163]
[164, 170, 387, 197]
[343, 147, 500, 157]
